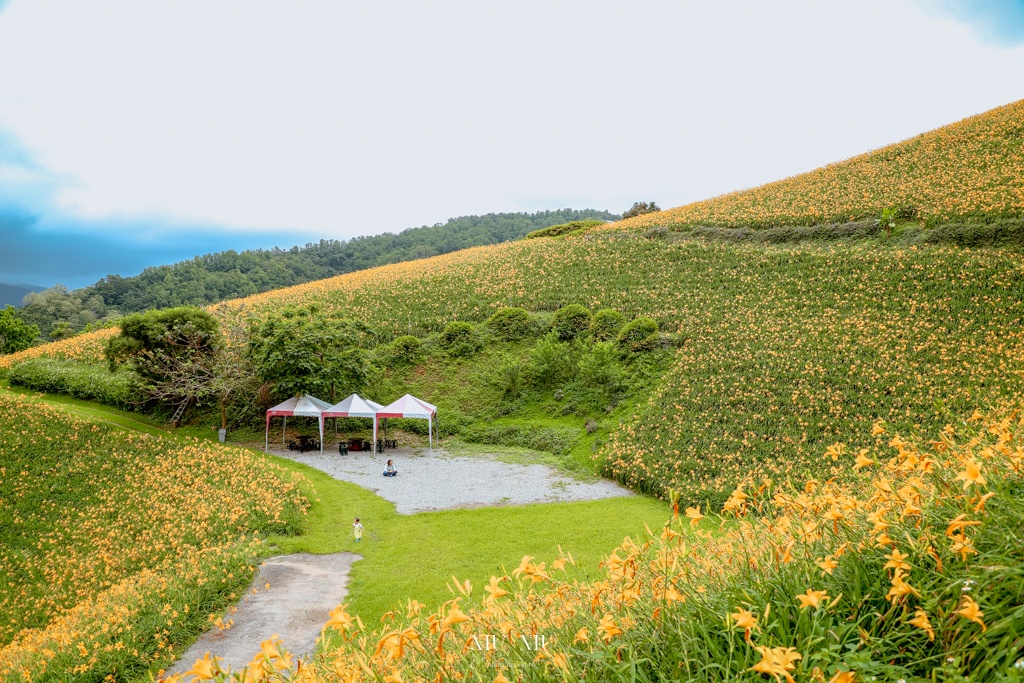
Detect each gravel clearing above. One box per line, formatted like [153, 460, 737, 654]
[271, 446, 633, 514]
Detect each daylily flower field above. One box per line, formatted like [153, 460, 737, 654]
[0, 394, 310, 680]
[170, 408, 1024, 681]
[2, 99, 1023, 680]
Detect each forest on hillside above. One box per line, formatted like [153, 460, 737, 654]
[13, 209, 616, 341]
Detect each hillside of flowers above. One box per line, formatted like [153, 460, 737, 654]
[613, 98, 1024, 232]
[5, 234, 1024, 508]
[0, 394, 310, 680]
[168, 407, 1024, 682]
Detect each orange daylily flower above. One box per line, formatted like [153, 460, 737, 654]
[956, 597, 986, 631]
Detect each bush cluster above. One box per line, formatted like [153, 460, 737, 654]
[461, 423, 580, 456]
[8, 358, 136, 409]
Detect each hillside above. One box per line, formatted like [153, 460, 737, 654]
[0, 283, 40, 308]
[615, 98, 1024, 232]
[0, 393, 309, 679]
[13, 209, 617, 340]
[4, 99, 1024, 512]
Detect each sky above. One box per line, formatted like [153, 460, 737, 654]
[0, 1, 1023, 290]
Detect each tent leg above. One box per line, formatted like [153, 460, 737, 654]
[428, 415, 433, 455]
[320, 416, 324, 454]
[265, 416, 269, 452]
[283, 416, 287, 446]
[373, 417, 378, 454]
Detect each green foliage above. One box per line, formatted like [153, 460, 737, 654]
[527, 333, 574, 387]
[379, 335, 424, 367]
[0, 305, 39, 354]
[494, 353, 526, 397]
[250, 306, 374, 400]
[622, 200, 661, 219]
[590, 308, 625, 341]
[551, 304, 592, 341]
[524, 219, 605, 240]
[617, 316, 659, 352]
[577, 341, 624, 392]
[460, 423, 580, 456]
[486, 307, 533, 341]
[437, 321, 482, 358]
[8, 359, 136, 409]
[104, 306, 220, 376]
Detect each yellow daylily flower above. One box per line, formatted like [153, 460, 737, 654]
[185, 653, 220, 681]
[817, 556, 838, 576]
[854, 449, 874, 470]
[956, 597, 986, 631]
[796, 589, 829, 609]
[883, 548, 911, 572]
[908, 608, 935, 641]
[597, 613, 623, 642]
[685, 506, 705, 527]
[956, 458, 987, 489]
[484, 576, 509, 602]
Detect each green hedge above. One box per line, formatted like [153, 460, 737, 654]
[524, 220, 605, 240]
[8, 358, 137, 409]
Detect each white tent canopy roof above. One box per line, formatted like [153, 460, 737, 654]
[323, 393, 383, 418]
[376, 393, 436, 419]
[267, 394, 332, 417]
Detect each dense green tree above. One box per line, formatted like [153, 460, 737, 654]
[249, 306, 374, 400]
[0, 306, 39, 354]
[622, 201, 661, 220]
[101, 307, 222, 414]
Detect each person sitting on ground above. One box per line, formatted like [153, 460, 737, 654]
[383, 459, 398, 477]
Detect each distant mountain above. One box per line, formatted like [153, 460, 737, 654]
[0, 283, 41, 308]
[14, 209, 618, 338]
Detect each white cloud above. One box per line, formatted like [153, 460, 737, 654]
[0, 0, 1021, 237]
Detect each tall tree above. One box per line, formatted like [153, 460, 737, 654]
[0, 306, 39, 354]
[249, 306, 374, 401]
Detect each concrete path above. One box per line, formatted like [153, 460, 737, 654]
[164, 553, 359, 680]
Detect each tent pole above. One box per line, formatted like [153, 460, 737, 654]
[283, 416, 287, 446]
[265, 414, 269, 452]
[373, 416, 378, 454]
[428, 414, 433, 454]
[320, 415, 324, 454]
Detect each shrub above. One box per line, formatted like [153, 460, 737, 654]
[578, 341, 623, 391]
[590, 308, 626, 341]
[524, 220, 604, 240]
[9, 358, 136, 409]
[486, 307, 533, 341]
[551, 304, 592, 341]
[380, 335, 423, 366]
[527, 333, 573, 387]
[495, 354, 525, 397]
[617, 317, 659, 352]
[437, 321, 481, 358]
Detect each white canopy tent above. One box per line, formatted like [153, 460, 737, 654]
[322, 393, 384, 452]
[376, 394, 438, 454]
[265, 394, 331, 453]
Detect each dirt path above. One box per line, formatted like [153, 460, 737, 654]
[164, 553, 359, 680]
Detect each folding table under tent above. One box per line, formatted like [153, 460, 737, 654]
[376, 393, 438, 454]
[322, 393, 384, 452]
[265, 394, 332, 453]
